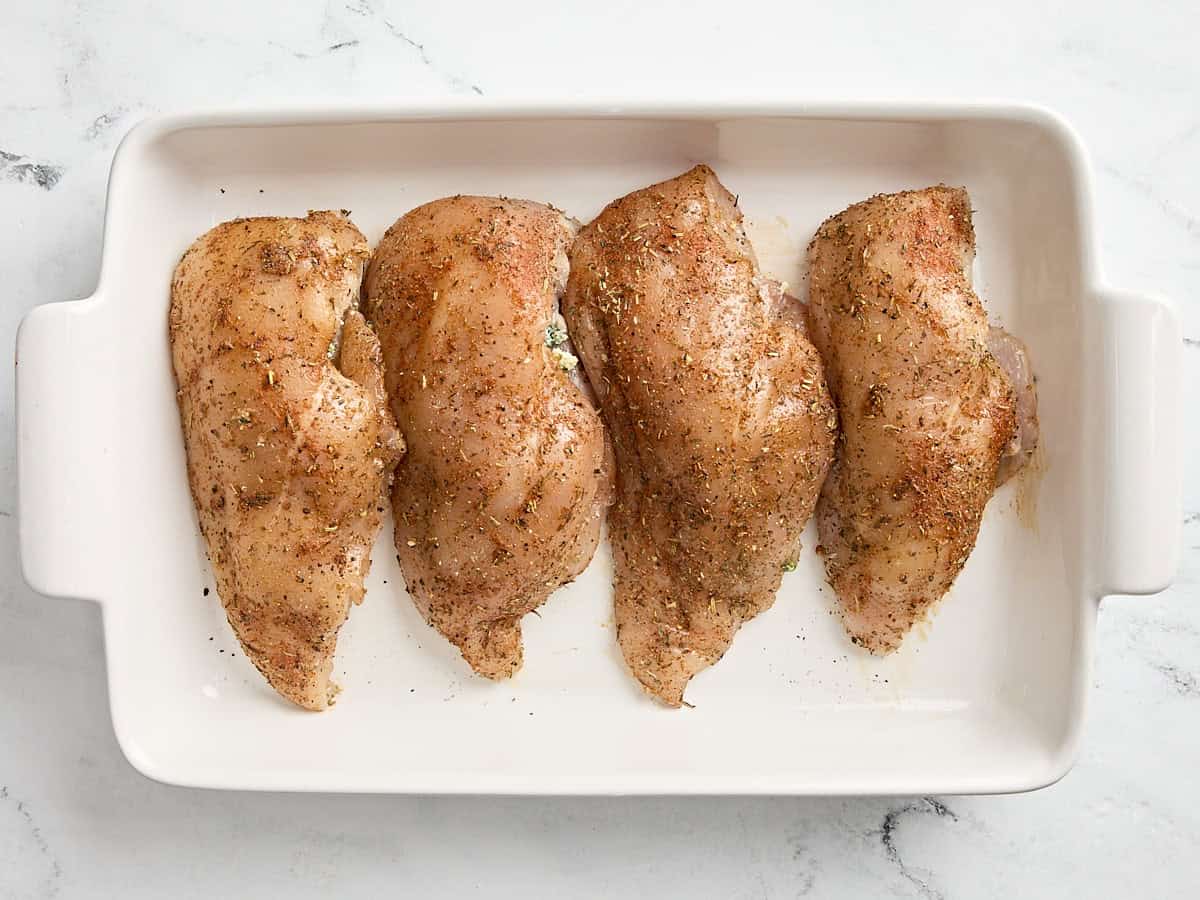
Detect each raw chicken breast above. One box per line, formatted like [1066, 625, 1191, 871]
[564, 165, 837, 706]
[364, 196, 612, 680]
[806, 186, 1034, 653]
[170, 211, 403, 710]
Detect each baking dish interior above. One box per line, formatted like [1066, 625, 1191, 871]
[88, 111, 1094, 792]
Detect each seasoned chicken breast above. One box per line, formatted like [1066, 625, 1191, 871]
[364, 196, 611, 680]
[170, 211, 403, 710]
[806, 186, 1034, 654]
[563, 165, 837, 707]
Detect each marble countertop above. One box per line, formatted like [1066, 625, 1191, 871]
[2, 1, 1197, 896]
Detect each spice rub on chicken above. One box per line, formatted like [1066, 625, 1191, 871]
[806, 186, 1037, 654]
[170, 211, 403, 710]
[364, 196, 612, 680]
[563, 166, 837, 706]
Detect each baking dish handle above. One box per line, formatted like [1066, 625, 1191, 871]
[1095, 288, 1182, 597]
[16, 298, 114, 603]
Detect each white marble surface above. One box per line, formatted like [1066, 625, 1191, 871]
[2, 1, 1197, 896]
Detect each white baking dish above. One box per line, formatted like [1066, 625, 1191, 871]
[15, 103, 1181, 794]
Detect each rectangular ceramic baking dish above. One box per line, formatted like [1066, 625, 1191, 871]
[15, 103, 1181, 794]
